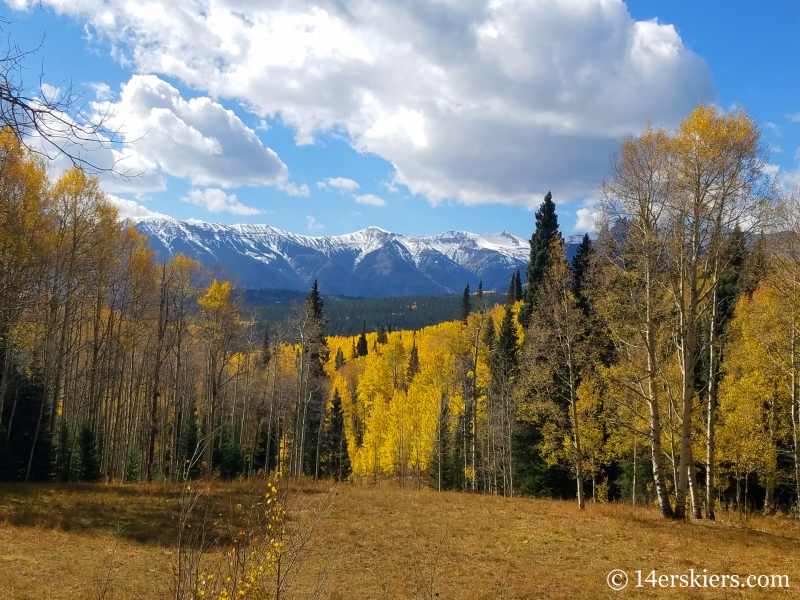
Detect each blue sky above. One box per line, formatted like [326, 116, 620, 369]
[4, 0, 799, 239]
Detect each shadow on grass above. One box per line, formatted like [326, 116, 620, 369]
[0, 481, 280, 547]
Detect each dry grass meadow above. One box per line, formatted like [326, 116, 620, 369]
[0, 480, 799, 599]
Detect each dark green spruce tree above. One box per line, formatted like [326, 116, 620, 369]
[571, 233, 593, 316]
[506, 275, 516, 306]
[406, 338, 420, 386]
[78, 425, 101, 483]
[334, 347, 345, 370]
[518, 191, 562, 327]
[494, 305, 519, 381]
[492, 303, 521, 496]
[356, 324, 369, 357]
[514, 268, 523, 302]
[482, 313, 496, 348]
[376, 325, 388, 344]
[429, 390, 454, 491]
[213, 430, 245, 479]
[124, 451, 140, 483]
[460, 284, 471, 323]
[302, 280, 330, 479]
[319, 388, 351, 481]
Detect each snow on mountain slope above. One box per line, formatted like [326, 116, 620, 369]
[132, 217, 581, 297]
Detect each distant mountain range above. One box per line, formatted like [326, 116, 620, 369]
[133, 217, 583, 297]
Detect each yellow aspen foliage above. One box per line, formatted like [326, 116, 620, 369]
[718, 279, 795, 505]
[354, 352, 394, 478]
[405, 352, 455, 473]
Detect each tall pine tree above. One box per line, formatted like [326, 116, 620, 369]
[506, 275, 516, 306]
[519, 191, 562, 327]
[460, 284, 471, 323]
[303, 280, 329, 478]
[571, 233, 593, 317]
[356, 324, 369, 357]
[483, 313, 496, 348]
[319, 389, 351, 481]
[514, 268, 523, 302]
[78, 425, 101, 482]
[334, 347, 345, 370]
[376, 325, 388, 344]
[406, 339, 420, 385]
[429, 390, 454, 491]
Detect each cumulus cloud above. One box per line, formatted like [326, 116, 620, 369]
[107, 194, 167, 218]
[93, 75, 294, 193]
[182, 188, 261, 215]
[318, 177, 360, 192]
[306, 215, 324, 231]
[15, 0, 715, 206]
[354, 194, 386, 207]
[573, 207, 598, 233]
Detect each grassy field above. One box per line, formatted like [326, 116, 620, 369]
[0, 481, 799, 599]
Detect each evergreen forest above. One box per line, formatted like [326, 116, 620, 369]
[245, 289, 508, 336]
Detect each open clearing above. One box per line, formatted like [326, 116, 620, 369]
[0, 481, 799, 599]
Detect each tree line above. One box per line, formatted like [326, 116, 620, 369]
[245, 289, 508, 337]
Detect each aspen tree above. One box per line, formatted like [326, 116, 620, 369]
[718, 286, 790, 512]
[598, 124, 676, 518]
[198, 280, 240, 475]
[599, 107, 770, 519]
[666, 106, 768, 520]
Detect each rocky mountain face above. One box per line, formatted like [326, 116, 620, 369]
[133, 217, 582, 296]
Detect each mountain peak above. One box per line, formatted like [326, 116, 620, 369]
[360, 225, 390, 233]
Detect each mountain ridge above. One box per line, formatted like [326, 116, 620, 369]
[133, 216, 583, 297]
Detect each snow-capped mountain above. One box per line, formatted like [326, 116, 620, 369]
[133, 217, 582, 297]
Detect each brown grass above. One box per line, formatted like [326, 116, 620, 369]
[1, 481, 799, 599]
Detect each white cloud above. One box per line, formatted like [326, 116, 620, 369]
[789, 112, 800, 123]
[763, 163, 800, 193]
[91, 82, 113, 101]
[306, 215, 324, 231]
[87, 75, 308, 196]
[284, 182, 310, 196]
[354, 194, 386, 207]
[573, 207, 598, 233]
[318, 177, 360, 192]
[16, 1, 715, 206]
[107, 194, 167, 218]
[182, 188, 261, 215]
[40, 83, 61, 103]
